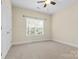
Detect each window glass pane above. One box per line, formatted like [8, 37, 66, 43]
[26, 17, 44, 36]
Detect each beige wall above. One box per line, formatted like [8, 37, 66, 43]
[52, 3, 78, 47]
[12, 2, 78, 47]
[1, 0, 12, 59]
[12, 6, 52, 44]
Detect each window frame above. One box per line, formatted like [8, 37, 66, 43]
[25, 16, 45, 36]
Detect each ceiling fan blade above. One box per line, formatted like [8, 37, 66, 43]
[44, 4, 47, 7]
[51, 1, 56, 5]
[37, 1, 45, 3]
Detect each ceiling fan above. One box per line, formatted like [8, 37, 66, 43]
[37, 0, 56, 7]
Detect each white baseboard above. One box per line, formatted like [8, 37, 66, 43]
[12, 39, 78, 48]
[52, 39, 78, 48]
[12, 40, 51, 46]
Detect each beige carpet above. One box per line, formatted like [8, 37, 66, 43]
[5, 41, 77, 59]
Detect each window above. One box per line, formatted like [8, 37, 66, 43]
[26, 17, 44, 36]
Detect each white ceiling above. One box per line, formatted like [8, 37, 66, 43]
[12, 0, 77, 15]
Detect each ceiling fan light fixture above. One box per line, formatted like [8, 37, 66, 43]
[45, 0, 50, 4]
